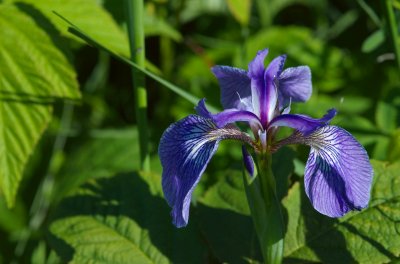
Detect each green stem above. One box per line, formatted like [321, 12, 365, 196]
[243, 153, 284, 264]
[124, 0, 150, 171]
[384, 0, 400, 70]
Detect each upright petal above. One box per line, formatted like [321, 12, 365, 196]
[159, 115, 254, 227]
[278, 66, 312, 107]
[211, 66, 252, 110]
[248, 49, 269, 123]
[303, 126, 373, 217]
[265, 54, 286, 79]
[268, 109, 337, 135]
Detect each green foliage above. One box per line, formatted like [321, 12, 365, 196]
[283, 160, 400, 263]
[0, 0, 399, 263]
[0, 3, 80, 206]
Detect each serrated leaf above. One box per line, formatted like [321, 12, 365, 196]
[0, 4, 79, 206]
[283, 160, 400, 263]
[0, 4, 79, 99]
[49, 172, 207, 263]
[0, 101, 52, 206]
[5, 0, 129, 57]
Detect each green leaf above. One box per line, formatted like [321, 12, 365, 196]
[0, 101, 52, 206]
[53, 128, 140, 202]
[388, 129, 400, 162]
[49, 171, 207, 263]
[362, 29, 385, 53]
[375, 100, 398, 134]
[56, 14, 221, 112]
[144, 13, 182, 42]
[283, 160, 400, 263]
[0, 4, 79, 206]
[0, 4, 79, 99]
[226, 0, 252, 25]
[5, 0, 129, 57]
[197, 170, 262, 263]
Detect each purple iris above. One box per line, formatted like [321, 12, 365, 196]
[159, 49, 373, 228]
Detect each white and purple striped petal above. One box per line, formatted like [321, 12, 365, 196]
[303, 126, 373, 217]
[248, 49, 269, 125]
[211, 66, 252, 110]
[159, 115, 254, 227]
[278, 66, 312, 107]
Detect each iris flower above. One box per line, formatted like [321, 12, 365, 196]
[159, 49, 373, 228]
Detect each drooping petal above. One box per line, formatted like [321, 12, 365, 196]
[278, 66, 312, 107]
[242, 145, 254, 176]
[159, 115, 254, 227]
[211, 66, 252, 110]
[268, 109, 337, 135]
[195, 98, 262, 129]
[302, 126, 373, 217]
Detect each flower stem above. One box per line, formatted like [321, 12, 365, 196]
[384, 0, 400, 70]
[243, 153, 284, 264]
[124, 0, 150, 171]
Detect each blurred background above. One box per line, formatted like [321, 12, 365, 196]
[0, 0, 399, 263]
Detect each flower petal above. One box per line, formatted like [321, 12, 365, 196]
[278, 66, 312, 107]
[265, 54, 286, 79]
[248, 49, 269, 124]
[268, 109, 337, 135]
[303, 126, 373, 217]
[211, 66, 252, 110]
[242, 145, 254, 176]
[195, 98, 262, 129]
[159, 115, 254, 227]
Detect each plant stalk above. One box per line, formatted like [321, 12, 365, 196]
[384, 0, 400, 70]
[243, 153, 284, 264]
[124, 0, 150, 171]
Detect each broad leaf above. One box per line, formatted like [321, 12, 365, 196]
[49, 171, 207, 263]
[0, 101, 52, 206]
[52, 128, 140, 202]
[5, 0, 129, 57]
[0, 4, 79, 99]
[197, 170, 262, 263]
[283, 160, 400, 263]
[0, 4, 79, 206]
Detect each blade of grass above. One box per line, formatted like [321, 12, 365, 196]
[384, 0, 400, 70]
[124, 0, 149, 171]
[53, 12, 219, 113]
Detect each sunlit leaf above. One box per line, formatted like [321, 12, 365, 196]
[0, 4, 79, 206]
[283, 160, 400, 263]
[0, 4, 79, 99]
[225, 0, 251, 25]
[0, 101, 52, 206]
[5, 0, 129, 57]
